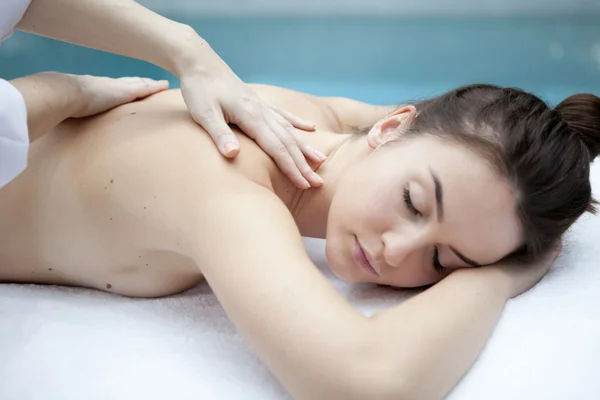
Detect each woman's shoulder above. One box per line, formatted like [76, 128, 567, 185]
[59, 88, 295, 205]
[249, 84, 343, 132]
[249, 84, 397, 134]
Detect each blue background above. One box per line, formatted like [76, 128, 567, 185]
[1, 16, 599, 106]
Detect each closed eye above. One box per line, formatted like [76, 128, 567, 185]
[403, 188, 422, 217]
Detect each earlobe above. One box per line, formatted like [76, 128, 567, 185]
[367, 105, 417, 149]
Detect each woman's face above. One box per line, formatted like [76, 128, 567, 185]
[326, 132, 523, 288]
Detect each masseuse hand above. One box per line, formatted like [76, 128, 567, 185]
[492, 241, 562, 299]
[178, 48, 326, 189]
[68, 74, 170, 118]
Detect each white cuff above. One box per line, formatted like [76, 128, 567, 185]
[0, 79, 29, 187]
[0, 0, 32, 43]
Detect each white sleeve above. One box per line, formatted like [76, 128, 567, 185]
[0, 0, 32, 43]
[0, 79, 29, 187]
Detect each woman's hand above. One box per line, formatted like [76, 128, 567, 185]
[490, 241, 562, 299]
[177, 46, 326, 190]
[70, 74, 169, 118]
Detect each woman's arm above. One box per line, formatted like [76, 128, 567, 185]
[9, 73, 168, 142]
[181, 180, 554, 399]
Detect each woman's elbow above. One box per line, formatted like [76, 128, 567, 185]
[323, 335, 428, 400]
[306, 368, 410, 400]
[290, 350, 411, 400]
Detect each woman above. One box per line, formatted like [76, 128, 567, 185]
[0, 0, 323, 188]
[1, 72, 598, 399]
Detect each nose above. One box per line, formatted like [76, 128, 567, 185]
[381, 229, 428, 268]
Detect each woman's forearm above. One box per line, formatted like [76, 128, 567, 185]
[367, 267, 511, 400]
[180, 188, 515, 399]
[16, 0, 203, 76]
[9, 73, 81, 142]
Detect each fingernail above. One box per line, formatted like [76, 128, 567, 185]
[312, 173, 324, 185]
[224, 141, 238, 154]
[300, 179, 311, 189]
[313, 149, 327, 161]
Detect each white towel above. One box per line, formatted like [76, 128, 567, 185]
[1, 163, 599, 400]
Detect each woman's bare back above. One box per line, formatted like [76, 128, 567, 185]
[0, 87, 333, 296]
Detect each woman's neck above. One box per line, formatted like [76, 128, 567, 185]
[289, 132, 372, 238]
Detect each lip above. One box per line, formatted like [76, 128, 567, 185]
[353, 236, 381, 276]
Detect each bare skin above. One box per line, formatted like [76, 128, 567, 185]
[0, 82, 558, 399]
[0, 86, 353, 295]
[17, 0, 326, 188]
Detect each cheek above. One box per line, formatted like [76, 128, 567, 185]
[357, 184, 400, 228]
[333, 177, 397, 227]
[370, 191, 395, 216]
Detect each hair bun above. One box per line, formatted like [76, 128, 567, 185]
[555, 93, 600, 160]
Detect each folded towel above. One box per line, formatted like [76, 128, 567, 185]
[1, 163, 598, 400]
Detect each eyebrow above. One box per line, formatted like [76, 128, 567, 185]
[429, 167, 482, 268]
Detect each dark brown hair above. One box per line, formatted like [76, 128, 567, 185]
[404, 84, 599, 260]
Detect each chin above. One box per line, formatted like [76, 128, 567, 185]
[325, 241, 361, 283]
[329, 263, 361, 283]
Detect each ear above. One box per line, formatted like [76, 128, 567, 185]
[367, 105, 417, 149]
